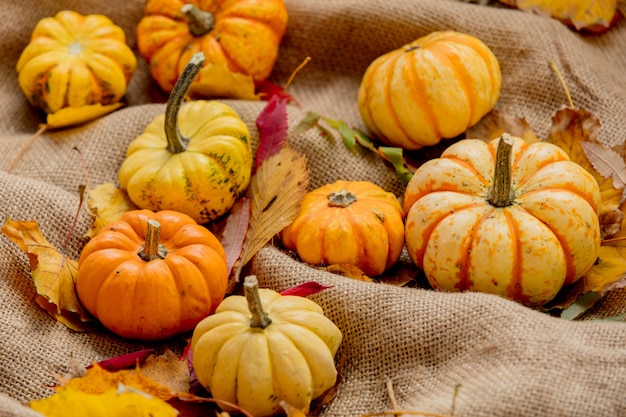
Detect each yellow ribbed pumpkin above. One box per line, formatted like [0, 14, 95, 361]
[16, 10, 136, 115]
[118, 52, 252, 224]
[403, 134, 601, 306]
[357, 31, 501, 150]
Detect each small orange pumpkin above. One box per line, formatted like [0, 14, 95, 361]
[357, 31, 501, 150]
[76, 209, 228, 340]
[280, 180, 405, 277]
[403, 134, 601, 306]
[136, 0, 288, 94]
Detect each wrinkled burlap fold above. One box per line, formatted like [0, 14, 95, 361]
[1, 0, 626, 416]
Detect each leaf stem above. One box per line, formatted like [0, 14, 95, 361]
[7, 124, 48, 173]
[165, 52, 205, 154]
[244, 275, 272, 329]
[549, 61, 574, 109]
[487, 134, 514, 207]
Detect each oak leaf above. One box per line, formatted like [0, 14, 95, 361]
[1, 218, 92, 331]
[465, 110, 540, 144]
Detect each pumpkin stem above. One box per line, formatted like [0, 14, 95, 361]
[327, 189, 357, 208]
[181, 4, 215, 37]
[487, 134, 515, 208]
[138, 219, 168, 261]
[164, 52, 205, 154]
[244, 275, 272, 329]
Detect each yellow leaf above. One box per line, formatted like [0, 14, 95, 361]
[189, 63, 261, 100]
[46, 102, 124, 129]
[323, 264, 374, 282]
[141, 349, 190, 396]
[499, 0, 618, 33]
[30, 385, 178, 417]
[86, 183, 138, 238]
[1, 218, 93, 331]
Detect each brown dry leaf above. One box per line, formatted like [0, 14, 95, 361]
[1, 218, 93, 331]
[189, 63, 261, 100]
[545, 106, 625, 239]
[465, 110, 540, 144]
[235, 146, 310, 280]
[498, 0, 619, 33]
[323, 264, 374, 282]
[141, 349, 191, 396]
[86, 183, 138, 238]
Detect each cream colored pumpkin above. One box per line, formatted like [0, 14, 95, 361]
[403, 134, 601, 306]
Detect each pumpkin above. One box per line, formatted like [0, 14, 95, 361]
[357, 30, 501, 150]
[118, 52, 253, 224]
[403, 134, 601, 306]
[191, 275, 342, 417]
[136, 0, 288, 94]
[280, 180, 405, 277]
[76, 209, 228, 341]
[16, 10, 136, 115]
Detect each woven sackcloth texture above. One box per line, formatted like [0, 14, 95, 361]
[1, 0, 626, 416]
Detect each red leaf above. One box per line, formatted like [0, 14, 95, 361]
[280, 281, 333, 297]
[88, 349, 154, 371]
[220, 197, 251, 276]
[255, 80, 295, 103]
[254, 95, 289, 172]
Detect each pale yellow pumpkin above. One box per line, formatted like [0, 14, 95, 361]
[191, 276, 342, 417]
[403, 134, 601, 306]
[357, 31, 501, 150]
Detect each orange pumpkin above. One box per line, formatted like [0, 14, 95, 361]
[280, 180, 405, 277]
[403, 134, 601, 306]
[136, 0, 288, 94]
[357, 31, 501, 150]
[76, 209, 228, 340]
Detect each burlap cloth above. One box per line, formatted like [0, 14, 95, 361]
[2, 0, 626, 416]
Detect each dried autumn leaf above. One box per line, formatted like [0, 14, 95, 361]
[30, 385, 178, 417]
[499, 0, 619, 33]
[92, 349, 155, 372]
[189, 63, 261, 100]
[141, 349, 191, 396]
[323, 264, 374, 282]
[552, 245, 626, 318]
[235, 146, 310, 280]
[255, 95, 289, 172]
[46, 102, 124, 129]
[86, 183, 138, 238]
[545, 106, 625, 239]
[62, 363, 173, 400]
[1, 218, 92, 331]
[220, 197, 252, 277]
[279, 281, 334, 297]
[465, 110, 540, 144]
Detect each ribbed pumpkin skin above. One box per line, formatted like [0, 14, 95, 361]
[403, 136, 601, 306]
[16, 10, 136, 114]
[137, 0, 288, 93]
[76, 209, 228, 341]
[357, 31, 501, 150]
[191, 287, 342, 417]
[280, 180, 405, 276]
[118, 100, 252, 224]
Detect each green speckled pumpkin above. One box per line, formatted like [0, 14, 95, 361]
[118, 52, 252, 223]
